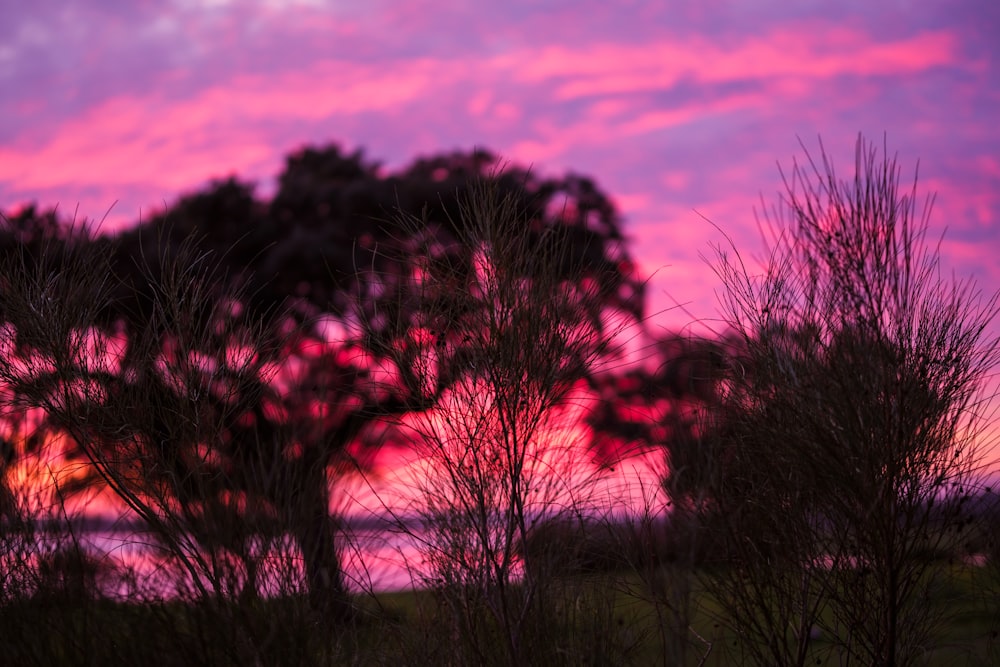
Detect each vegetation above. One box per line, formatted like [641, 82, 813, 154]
[0, 137, 997, 665]
[701, 137, 999, 665]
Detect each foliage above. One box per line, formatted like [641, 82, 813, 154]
[702, 136, 1000, 665]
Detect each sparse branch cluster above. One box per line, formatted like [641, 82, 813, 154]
[700, 137, 1000, 665]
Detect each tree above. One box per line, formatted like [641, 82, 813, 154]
[0, 144, 644, 632]
[358, 173, 644, 664]
[705, 136, 1000, 665]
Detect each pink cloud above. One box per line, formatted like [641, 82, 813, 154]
[616, 92, 772, 136]
[508, 28, 959, 100]
[0, 19, 976, 220]
[0, 56, 458, 206]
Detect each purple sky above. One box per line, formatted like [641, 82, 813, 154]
[1, 0, 998, 333]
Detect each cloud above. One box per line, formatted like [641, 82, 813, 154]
[508, 29, 957, 95]
[0, 1, 996, 307]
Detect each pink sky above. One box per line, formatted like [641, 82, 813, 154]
[0, 0, 997, 389]
[2, 1, 998, 331]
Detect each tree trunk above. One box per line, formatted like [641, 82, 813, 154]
[291, 470, 352, 622]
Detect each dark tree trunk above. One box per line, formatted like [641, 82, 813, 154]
[290, 467, 352, 622]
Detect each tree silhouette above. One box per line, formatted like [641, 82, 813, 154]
[0, 143, 645, 619]
[702, 136, 1000, 665]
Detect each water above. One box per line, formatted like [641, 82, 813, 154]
[5, 452, 667, 600]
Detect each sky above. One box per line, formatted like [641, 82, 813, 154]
[2, 3, 1000, 585]
[0, 0, 997, 331]
[1, 0, 998, 332]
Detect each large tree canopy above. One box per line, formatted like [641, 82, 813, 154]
[0, 143, 647, 614]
